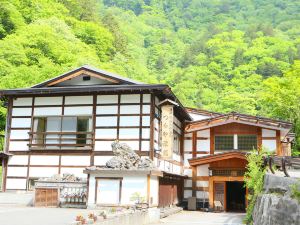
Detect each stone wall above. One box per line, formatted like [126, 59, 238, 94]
[252, 174, 300, 225]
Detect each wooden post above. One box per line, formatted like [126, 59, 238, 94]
[208, 177, 214, 209]
[257, 127, 262, 151]
[210, 128, 214, 155]
[276, 130, 282, 156]
[192, 166, 196, 197]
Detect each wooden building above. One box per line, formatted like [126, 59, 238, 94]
[0, 66, 294, 210]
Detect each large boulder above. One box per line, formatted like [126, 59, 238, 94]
[252, 174, 300, 225]
[106, 141, 153, 169]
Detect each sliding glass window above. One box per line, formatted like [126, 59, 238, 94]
[31, 116, 92, 149]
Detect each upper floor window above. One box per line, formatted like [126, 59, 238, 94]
[215, 135, 257, 151]
[215, 135, 234, 151]
[238, 135, 257, 150]
[30, 116, 93, 150]
[173, 131, 181, 154]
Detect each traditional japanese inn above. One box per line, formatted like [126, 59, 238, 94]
[0, 65, 294, 211]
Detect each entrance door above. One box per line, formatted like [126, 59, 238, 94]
[226, 181, 246, 211]
[214, 182, 225, 211]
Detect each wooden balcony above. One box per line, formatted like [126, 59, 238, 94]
[28, 131, 94, 150]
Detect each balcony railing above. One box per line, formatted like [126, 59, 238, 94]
[28, 132, 94, 150]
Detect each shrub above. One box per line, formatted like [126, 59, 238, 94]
[244, 149, 267, 224]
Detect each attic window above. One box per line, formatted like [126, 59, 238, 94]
[82, 75, 91, 81]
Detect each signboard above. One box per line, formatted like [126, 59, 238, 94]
[160, 104, 174, 159]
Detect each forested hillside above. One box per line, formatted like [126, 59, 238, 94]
[0, 0, 299, 153]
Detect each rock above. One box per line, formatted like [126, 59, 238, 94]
[252, 174, 300, 225]
[106, 141, 154, 169]
[138, 158, 153, 169]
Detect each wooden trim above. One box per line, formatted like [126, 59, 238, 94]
[209, 177, 213, 209]
[189, 152, 247, 166]
[116, 94, 121, 139]
[58, 155, 61, 174]
[210, 128, 214, 154]
[5, 97, 13, 153]
[1, 159, 7, 192]
[47, 69, 120, 87]
[26, 155, 31, 191]
[186, 113, 292, 132]
[91, 94, 96, 166]
[224, 182, 227, 211]
[192, 132, 197, 158]
[184, 186, 209, 191]
[180, 123, 184, 175]
[196, 176, 209, 181]
[96, 114, 150, 117]
[276, 130, 282, 156]
[192, 166, 196, 197]
[149, 94, 155, 160]
[257, 127, 262, 150]
[139, 94, 143, 152]
[147, 174, 150, 205]
[261, 137, 277, 140]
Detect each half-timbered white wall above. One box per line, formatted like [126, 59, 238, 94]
[6, 93, 168, 190]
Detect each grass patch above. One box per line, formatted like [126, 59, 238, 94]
[290, 181, 300, 203]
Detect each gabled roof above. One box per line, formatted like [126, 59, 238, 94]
[185, 112, 292, 135]
[185, 107, 223, 118]
[32, 65, 144, 88]
[188, 151, 247, 166]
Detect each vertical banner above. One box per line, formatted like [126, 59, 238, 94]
[160, 104, 174, 159]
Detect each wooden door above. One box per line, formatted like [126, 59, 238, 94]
[214, 182, 225, 211]
[35, 188, 58, 207]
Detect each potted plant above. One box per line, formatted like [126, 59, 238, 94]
[130, 192, 147, 209]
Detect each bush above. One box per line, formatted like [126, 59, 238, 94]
[244, 149, 267, 224]
[290, 181, 300, 203]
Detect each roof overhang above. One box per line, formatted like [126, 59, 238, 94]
[188, 151, 247, 166]
[185, 112, 292, 138]
[83, 168, 163, 177]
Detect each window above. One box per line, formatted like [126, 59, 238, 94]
[32, 116, 92, 149]
[238, 135, 257, 150]
[215, 135, 234, 151]
[173, 132, 181, 154]
[96, 178, 122, 205]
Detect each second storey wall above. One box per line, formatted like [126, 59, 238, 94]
[4, 93, 185, 190]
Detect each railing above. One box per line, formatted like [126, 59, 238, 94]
[263, 156, 300, 177]
[60, 186, 87, 206]
[28, 132, 94, 150]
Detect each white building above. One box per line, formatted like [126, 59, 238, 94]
[0, 65, 293, 211]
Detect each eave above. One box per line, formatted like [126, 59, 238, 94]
[185, 112, 292, 134]
[0, 84, 192, 121]
[188, 151, 247, 166]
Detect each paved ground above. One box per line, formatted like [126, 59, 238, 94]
[152, 211, 245, 225]
[0, 205, 89, 225]
[0, 205, 245, 225]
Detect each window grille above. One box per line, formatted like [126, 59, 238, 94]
[215, 135, 234, 151]
[238, 135, 257, 150]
